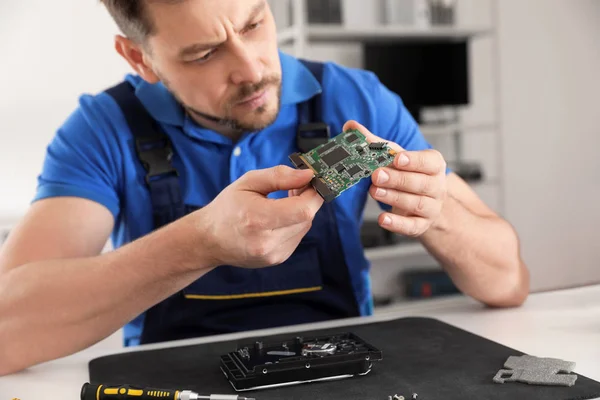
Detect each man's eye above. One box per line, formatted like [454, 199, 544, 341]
[245, 21, 262, 33]
[192, 50, 216, 64]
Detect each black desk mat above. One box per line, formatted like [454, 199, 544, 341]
[89, 317, 600, 400]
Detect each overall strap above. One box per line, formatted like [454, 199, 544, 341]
[296, 59, 331, 152]
[106, 60, 329, 229]
[106, 82, 185, 229]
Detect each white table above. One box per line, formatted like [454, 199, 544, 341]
[2, 285, 599, 399]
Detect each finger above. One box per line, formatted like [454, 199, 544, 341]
[378, 212, 429, 237]
[289, 184, 311, 198]
[240, 165, 315, 195]
[391, 149, 447, 176]
[342, 120, 404, 152]
[370, 186, 439, 218]
[372, 168, 441, 198]
[267, 187, 324, 229]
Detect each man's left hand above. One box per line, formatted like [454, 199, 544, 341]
[343, 121, 448, 237]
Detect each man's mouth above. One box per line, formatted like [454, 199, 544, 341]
[235, 88, 269, 110]
[237, 90, 267, 105]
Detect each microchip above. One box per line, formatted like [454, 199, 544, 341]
[288, 129, 398, 203]
[347, 165, 362, 176]
[369, 143, 386, 150]
[317, 141, 337, 155]
[321, 147, 350, 167]
[346, 133, 359, 143]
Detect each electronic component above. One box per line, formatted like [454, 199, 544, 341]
[368, 142, 387, 150]
[347, 165, 363, 177]
[346, 133, 359, 143]
[220, 332, 383, 392]
[289, 129, 397, 203]
[321, 147, 351, 167]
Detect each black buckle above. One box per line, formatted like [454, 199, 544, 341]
[135, 137, 178, 184]
[297, 122, 330, 153]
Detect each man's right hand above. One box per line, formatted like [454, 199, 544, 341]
[195, 165, 324, 269]
[0, 165, 322, 375]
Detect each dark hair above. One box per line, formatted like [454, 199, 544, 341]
[100, 0, 161, 44]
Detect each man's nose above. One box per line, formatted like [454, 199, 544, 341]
[229, 45, 263, 86]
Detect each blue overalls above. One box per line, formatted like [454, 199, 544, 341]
[106, 60, 361, 344]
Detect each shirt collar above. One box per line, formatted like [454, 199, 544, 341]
[129, 50, 322, 129]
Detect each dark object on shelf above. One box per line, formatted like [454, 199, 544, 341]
[448, 160, 484, 183]
[307, 0, 342, 24]
[363, 41, 470, 124]
[373, 296, 394, 307]
[429, 0, 456, 25]
[402, 269, 460, 299]
[361, 220, 422, 249]
[361, 220, 398, 248]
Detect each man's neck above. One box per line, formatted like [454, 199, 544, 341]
[186, 110, 244, 143]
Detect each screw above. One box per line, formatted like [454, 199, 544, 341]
[412, 394, 418, 400]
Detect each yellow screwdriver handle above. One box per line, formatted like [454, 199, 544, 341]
[81, 383, 179, 400]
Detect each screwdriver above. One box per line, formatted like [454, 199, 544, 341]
[81, 383, 256, 400]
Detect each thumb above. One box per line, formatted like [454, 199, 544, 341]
[240, 165, 315, 195]
[343, 120, 404, 152]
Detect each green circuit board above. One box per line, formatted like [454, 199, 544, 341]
[289, 129, 397, 202]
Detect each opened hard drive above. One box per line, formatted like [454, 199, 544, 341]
[220, 332, 383, 391]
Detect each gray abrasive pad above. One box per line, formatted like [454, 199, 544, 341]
[493, 355, 578, 387]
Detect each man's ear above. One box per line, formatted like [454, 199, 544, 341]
[114, 35, 160, 84]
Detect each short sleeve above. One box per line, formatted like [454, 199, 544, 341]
[33, 96, 122, 219]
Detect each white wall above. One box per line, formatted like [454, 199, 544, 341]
[497, 0, 600, 291]
[0, 0, 130, 221]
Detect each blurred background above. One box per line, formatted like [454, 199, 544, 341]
[1, 0, 599, 308]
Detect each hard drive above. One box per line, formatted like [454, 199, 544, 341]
[220, 332, 383, 392]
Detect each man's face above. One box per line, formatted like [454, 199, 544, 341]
[141, 0, 281, 133]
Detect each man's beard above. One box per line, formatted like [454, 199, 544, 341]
[161, 74, 282, 133]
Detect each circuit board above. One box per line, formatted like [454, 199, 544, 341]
[289, 129, 397, 202]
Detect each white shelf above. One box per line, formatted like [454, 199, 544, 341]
[365, 242, 427, 261]
[306, 24, 491, 43]
[277, 27, 297, 46]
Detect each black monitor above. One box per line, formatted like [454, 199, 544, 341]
[363, 40, 470, 123]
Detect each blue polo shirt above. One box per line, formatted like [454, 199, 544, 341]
[34, 51, 436, 345]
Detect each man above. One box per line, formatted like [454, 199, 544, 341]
[0, 0, 529, 376]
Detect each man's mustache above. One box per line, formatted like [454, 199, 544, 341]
[230, 75, 281, 105]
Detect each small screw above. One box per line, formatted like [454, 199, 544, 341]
[412, 394, 418, 400]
